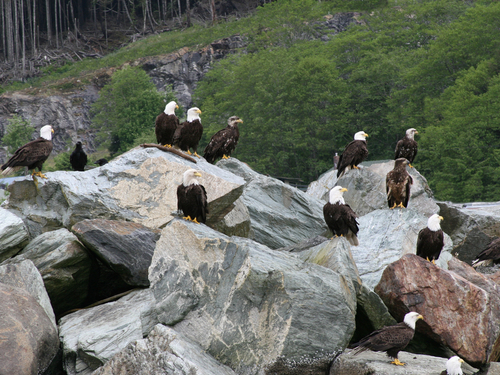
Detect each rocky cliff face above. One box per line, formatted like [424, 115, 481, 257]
[1, 152, 500, 375]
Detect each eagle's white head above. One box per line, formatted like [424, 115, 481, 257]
[406, 128, 418, 140]
[446, 356, 464, 375]
[183, 169, 202, 186]
[187, 107, 202, 122]
[403, 311, 424, 329]
[428, 214, 443, 231]
[228, 116, 243, 127]
[354, 131, 369, 141]
[40, 125, 54, 141]
[164, 101, 179, 115]
[329, 186, 348, 204]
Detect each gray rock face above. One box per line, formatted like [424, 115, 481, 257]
[149, 219, 355, 374]
[4, 147, 245, 232]
[72, 219, 159, 287]
[8, 228, 91, 315]
[306, 160, 439, 217]
[0, 282, 59, 375]
[59, 288, 157, 375]
[330, 350, 476, 375]
[92, 324, 237, 375]
[0, 207, 29, 262]
[217, 158, 329, 249]
[354, 208, 453, 289]
[0, 259, 57, 329]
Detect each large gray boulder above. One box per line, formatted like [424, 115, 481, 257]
[3, 146, 245, 232]
[149, 219, 356, 374]
[72, 219, 159, 287]
[306, 160, 439, 217]
[217, 158, 329, 249]
[0, 259, 57, 329]
[330, 350, 477, 375]
[59, 288, 157, 375]
[354, 208, 453, 289]
[92, 324, 237, 375]
[0, 207, 29, 262]
[0, 280, 59, 375]
[6, 228, 92, 315]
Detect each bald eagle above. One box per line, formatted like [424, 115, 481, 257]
[204, 116, 243, 164]
[323, 186, 359, 246]
[1, 124, 54, 179]
[351, 311, 424, 366]
[173, 107, 203, 157]
[386, 158, 413, 209]
[416, 214, 444, 264]
[440, 356, 464, 375]
[472, 237, 500, 268]
[337, 131, 369, 178]
[155, 101, 179, 147]
[395, 128, 418, 167]
[177, 169, 208, 224]
[70, 141, 87, 171]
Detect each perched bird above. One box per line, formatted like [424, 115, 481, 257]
[70, 141, 87, 171]
[177, 169, 208, 224]
[386, 158, 413, 209]
[95, 158, 108, 166]
[395, 128, 418, 167]
[337, 131, 369, 178]
[155, 101, 179, 147]
[472, 237, 500, 268]
[323, 186, 359, 246]
[173, 107, 203, 157]
[441, 356, 464, 375]
[416, 214, 444, 264]
[351, 311, 424, 366]
[333, 152, 340, 170]
[1, 124, 54, 180]
[204, 116, 243, 164]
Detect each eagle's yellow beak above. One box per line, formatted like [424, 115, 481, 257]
[197, 109, 202, 114]
[459, 359, 464, 363]
[415, 130, 419, 134]
[364, 133, 369, 137]
[341, 188, 348, 192]
[237, 119, 243, 123]
[194, 171, 202, 177]
[175, 105, 179, 109]
[417, 314, 424, 320]
[439, 216, 444, 221]
[52, 129, 55, 133]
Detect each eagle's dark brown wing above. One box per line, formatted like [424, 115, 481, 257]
[1, 137, 53, 172]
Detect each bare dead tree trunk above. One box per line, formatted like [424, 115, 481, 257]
[54, 0, 59, 48]
[13, 0, 20, 70]
[122, 0, 140, 33]
[177, 0, 181, 25]
[21, 0, 26, 78]
[33, 0, 36, 55]
[1, 0, 5, 62]
[186, 0, 190, 27]
[211, 0, 216, 25]
[45, 0, 51, 46]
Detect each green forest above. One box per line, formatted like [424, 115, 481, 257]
[2, 0, 500, 203]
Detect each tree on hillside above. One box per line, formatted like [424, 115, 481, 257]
[90, 66, 165, 155]
[1, 115, 36, 154]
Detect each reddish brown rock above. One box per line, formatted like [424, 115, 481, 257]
[375, 254, 500, 365]
[0, 283, 59, 375]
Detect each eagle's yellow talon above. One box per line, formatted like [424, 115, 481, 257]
[391, 359, 405, 366]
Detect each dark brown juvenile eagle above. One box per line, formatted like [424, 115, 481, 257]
[351, 311, 424, 366]
[1, 124, 54, 179]
[204, 116, 243, 164]
[173, 107, 203, 157]
[395, 128, 418, 167]
[177, 169, 208, 224]
[386, 158, 413, 209]
[70, 141, 87, 171]
[155, 101, 179, 147]
[472, 237, 500, 268]
[416, 214, 444, 264]
[337, 131, 369, 178]
[323, 186, 359, 246]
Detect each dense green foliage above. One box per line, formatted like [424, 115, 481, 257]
[195, 0, 500, 202]
[1, 115, 36, 154]
[91, 66, 165, 155]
